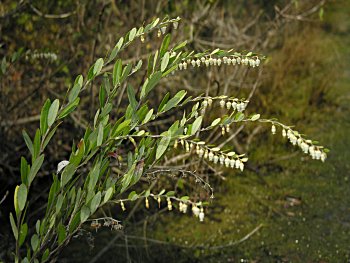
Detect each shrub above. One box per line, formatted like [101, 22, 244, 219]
[9, 16, 328, 262]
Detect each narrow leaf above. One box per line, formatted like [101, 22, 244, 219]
[48, 99, 59, 127]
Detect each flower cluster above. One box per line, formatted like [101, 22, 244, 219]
[25, 50, 58, 62]
[272, 124, 327, 162]
[116, 192, 206, 222]
[177, 140, 247, 171]
[177, 55, 260, 70]
[198, 96, 248, 112]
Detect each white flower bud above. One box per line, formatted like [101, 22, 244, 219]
[221, 127, 226, 135]
[235, 159, 240, 169]
[226, 101, 232, 110]
[209, 58, 214, 65]
[192, 205, 200, 217]
[271, 125, 276, 135]
[213, 155, 219, 164]
[223, 57, 228, 63]
[167, 198, 172, 211]
[217, 58, 222, 66]
[173, 21, 179, 30]
[230, 159, 235, 168]
[236, 57, 241, 64]
[208, 98, 213, 106]
[201, 57, 206, 62]
[232, 57, 236, 65]
[179, 63, 183, 70]
[227, 58, 232, 65]
[183, 62, 187, 69]
[199, 208, 205, 222]
[182, 203, 188, 213]
[225, 157, 230, 167]
[231, 101, 237, 110]
[160, 26, 167, 34]
[205, 59, 210, 67]
[321, 152, 327, 162]
[208, 152, 214, 161]
[198, 148, 204, 157]
[220, 99, 225, 108]
[191, 60, 196, 67]
[196, 59, 201, 67]
[256, 58, 260, 66]
[202, 100, 208, 108]
[282, 129, 287, 137]
[239, 162, 244, 171]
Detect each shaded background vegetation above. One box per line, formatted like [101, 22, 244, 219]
[0, 0, 349, 262]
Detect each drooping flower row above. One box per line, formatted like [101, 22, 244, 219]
[175, 139, 247, 171]
[115, 192, 206, 222]
[177, 55, 261, 70]
[270, 123, 328, 162]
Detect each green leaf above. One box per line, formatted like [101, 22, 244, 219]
[99, 85, 106, 108]
[161, 52, 170, 72]
[142, 109, 154, 124]
[14, 185, 20, 216]
[173, 40, 187, 51]
[140, 71, 162, 99]
[9, 213, 18, 240]
[17, 184, 27, 212]
[97, 123, 104, 147]
[88, 161, 101, 193]
[162, 90, 187, 112]
[120, 63, 132, 83]
[93, 58, 104, 75]
[160, 34, 171, 57]
[90, 191, 101, 214]
[60, 163, 76, 188]
[166, 191, 175, 197]
[129, 27, 137, 42]
[40, 99, 51, 136]
[19, 223, 28, 247]
[180, 196, 189, 201]
[20, 157, 28, 185]
[58, 97, 80, 119]
[158, 92, 170, 112]
[113, 59, 122, 86]
[55, 194, 63, 213]
[42, 122, 60, 149]
[28, 155, 44, 186]
[57, 223, 66, 245]
[22, 130, 34, 156]
[210, 118, 221, 127]
[251, 114, 260, 121]
[33, 129, 41, 159]
[127, 84, 138, 111]
[31, 234, 39, 251]
[156, 133, 171, 160]
[41, 249, 50, 262]
[80, 205, 90, 223]
[103, 187, 114, 204]
[191, 116, 203, 135]
[128, 191, 138, 201]
[108, 37, 124, 62]
[47, 99, 59, 127]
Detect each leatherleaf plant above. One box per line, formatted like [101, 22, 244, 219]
[10, 16, 328, 262]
